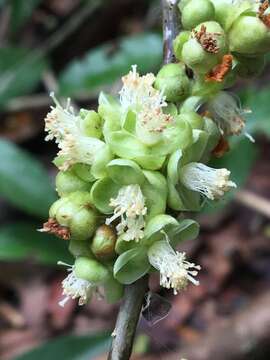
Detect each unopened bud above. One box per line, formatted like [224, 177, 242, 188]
[91, 225, 117, 260]
[181, 0, 215, 30]
[74, 256, 109, 284]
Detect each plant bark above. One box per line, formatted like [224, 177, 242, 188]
[107, 276, 149, 360]
[162, 0, 180, 64]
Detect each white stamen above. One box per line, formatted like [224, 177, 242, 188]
[148, 237, 201, 295]
[105, 184, 147, 242]
[58, 262, 95, 307]
[208, 91, 252, 141]
[180, 162, 236, 200]
[119, 66, 173, 144]
[44, 93, 105, 170]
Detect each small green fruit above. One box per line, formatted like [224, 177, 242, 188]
[56, 170, 91, 196]
[74, 256, 109, 283]
[91, 225, 117, 260]
[49, 191, 98, 241]
[229, 16, 270, 55]
[181, 0, 215, 30]
[154, 63, 190, 102]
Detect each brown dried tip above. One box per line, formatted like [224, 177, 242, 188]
[41, 218, 71, 240]
[212, 137, 230, 158]
[193, 25, 220, 54]
[258, 1, 270, 28]
[205, 55, 233, 83]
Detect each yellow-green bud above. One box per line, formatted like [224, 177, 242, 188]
[181, 0, 215, 30]
[56, 170, 91, 197]
[74, 256, 109, 284]
[79, 109, 102, 138]
[229, 16, 270, 55]
[49, 191, 98, 241]
[154, 63, 190, 102]
[91, 225, 117, 261]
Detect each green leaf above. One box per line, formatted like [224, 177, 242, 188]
[59, 33, 162, 96]
[14, 332, 110, 360]
[0, 140, 56, 218]
[10, 0, 42, 33]
[114, 247, 150, 284]
[0, 222, 72, 265]
[202, 138, 258, 213]
[0, 47, 47, 107]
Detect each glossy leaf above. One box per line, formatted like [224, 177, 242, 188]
[59, 33, 162, 96]
[0, 222, 72, 265]
[0, 47, 47, 107]
[0, 140, 56, 218]
[14, 332, 110, 360]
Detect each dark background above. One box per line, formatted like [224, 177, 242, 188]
[0, 1, 269, 359]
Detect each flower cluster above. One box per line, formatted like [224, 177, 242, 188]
[41, 0, 270, 306]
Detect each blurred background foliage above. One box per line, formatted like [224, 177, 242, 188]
[0, 1, 270, 359]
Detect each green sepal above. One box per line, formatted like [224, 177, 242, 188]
[115, 234, 139, 254]
[72, 163, 95, 182]
[98, 92, 121, 140]
[91, 145, 113, 179]
[113, 247, 150, 284]
[142, 214, 178, 246]
[142, 170, 167, 221]
[56, 169, 92, 197]
[90, 177, 120, 214]
[168, 218, 200, 247]
[122, 110, 136, 133]
[106, 159, 145, 186]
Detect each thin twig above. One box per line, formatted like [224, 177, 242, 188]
[107, 276, 149, 360]
[236, 190, 270, 218]
[162, 0, 180, 64]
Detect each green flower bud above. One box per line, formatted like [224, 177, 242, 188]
[56, 170, 92, 197]
[182, 22, 227, 74]
[181, 0, 215, 30]
[49, 191, 98, 241]
[91, 225, 117, 260]
[235, 55, 265, 78]
[79, 109, 102, 138]
[74, 256, 109, 284]
[229, 16, 270, 55]
[154, 63, 190, 102]
[173, 31, 191, 60]
[69, 239, 93, 257]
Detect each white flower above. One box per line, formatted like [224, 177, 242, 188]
[180, 162, 237, 200]
[148, 238, 201, 295]
[45, 93, 105, 170]
[105, 184, 147, 242]
[208, 91, 254, 142]
[119, 65, 173, 145]
[58, 262, 96, 307]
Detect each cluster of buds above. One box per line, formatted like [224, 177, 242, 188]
[40, 0, 269, 307]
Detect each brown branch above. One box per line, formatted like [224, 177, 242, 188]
[107, 276, 149, 360]
[162, 0, 180, 64]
